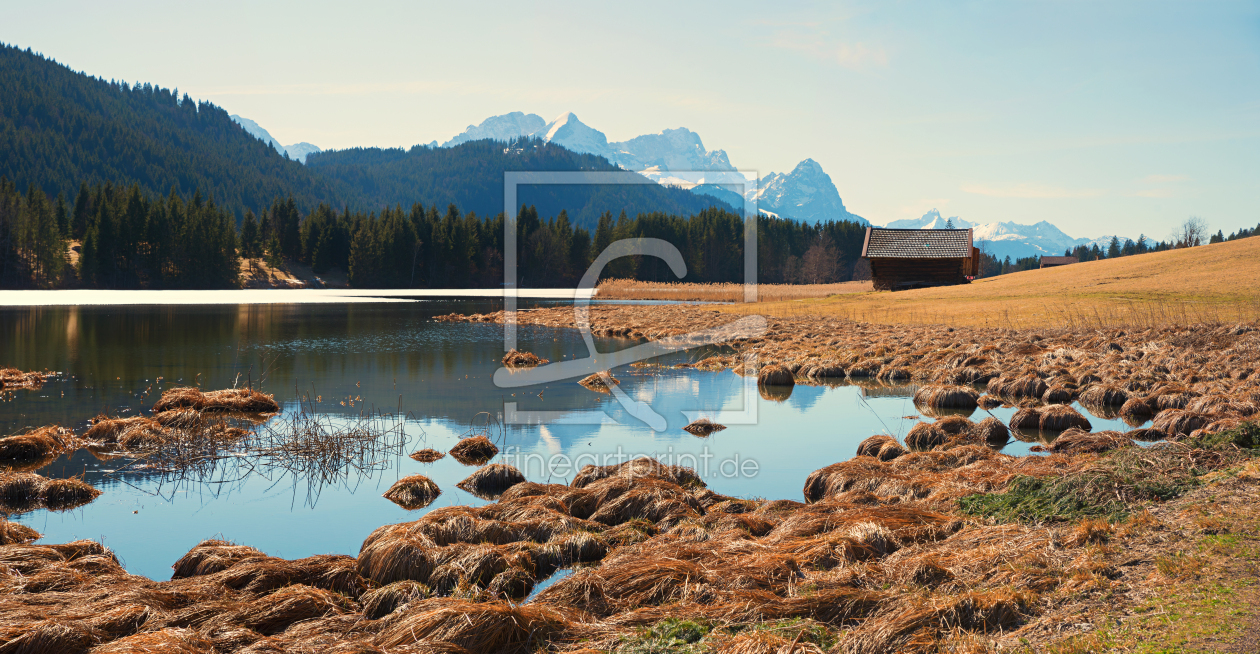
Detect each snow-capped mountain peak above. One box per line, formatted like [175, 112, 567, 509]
[437, 111, 868, 225]
[229, 115, 322, 163]
[883, 210, 1130, 260]
[885, 209, 972, 230]
[441, 111, 546, 148]
[538, 112, 609, 156]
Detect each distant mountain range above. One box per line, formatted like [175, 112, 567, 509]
[885, 209, 1131, 261]
[438, 112, 869, 226]
[230, 115, 322, 163]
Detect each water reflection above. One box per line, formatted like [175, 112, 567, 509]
[1, 300, 1146, 580]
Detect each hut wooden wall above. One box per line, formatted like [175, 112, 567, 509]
[869, 257, 970, 291]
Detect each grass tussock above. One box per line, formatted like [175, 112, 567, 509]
[757, 364, 795, 387]
[383, 475, 441, 509]
[151, 386, 280, 414]
[0, 471, 100, 513]
[502, 349, 548, 367]
[0, 425, 74, 466]
[0, 367, 47, 389]
[448, 435, 499, 465]
[578, 371, 621, 394]
[409, 448, 446, 463]
[456, 464, 527, 499]
[913, 385, 979, 410]
[0, 517, 40, 544]
[683, 418, 727, 437]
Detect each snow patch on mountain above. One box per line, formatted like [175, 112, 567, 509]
[230, 115, 322, 163]
[442, 112, 547, 148]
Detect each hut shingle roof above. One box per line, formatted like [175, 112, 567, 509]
[861, 228, 973, 259]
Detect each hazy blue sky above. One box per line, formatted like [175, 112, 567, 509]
[7, 1, 1258, 238]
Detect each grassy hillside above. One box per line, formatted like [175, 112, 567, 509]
[736, 237, 1260, 328]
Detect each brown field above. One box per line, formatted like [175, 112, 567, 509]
[595, 278, 873, 302]
[727, 237, 1260, 329]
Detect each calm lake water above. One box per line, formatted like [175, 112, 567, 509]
[1, 297, 1141, 580]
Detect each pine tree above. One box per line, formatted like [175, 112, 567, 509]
[241, 210, 260, 258]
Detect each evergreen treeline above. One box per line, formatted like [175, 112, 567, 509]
[0, 179, 239, 288]
[240, 198, 868, 288]
[0, 178, 67, 287]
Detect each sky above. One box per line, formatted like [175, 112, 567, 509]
[6, 0, 1259, 238]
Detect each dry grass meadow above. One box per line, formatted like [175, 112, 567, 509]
[718, 237, 1260, 329]
[595, 278, 873, 303]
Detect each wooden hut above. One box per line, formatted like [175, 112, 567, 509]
[861, 227, 978, 291]
[1040, 256, 1078, 269]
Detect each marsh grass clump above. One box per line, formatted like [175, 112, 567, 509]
[1153, 409, 1213, 439]
[970, 417, 1010, 445]
[457, 464, 527, 499]
[975, 395, 1003, 411]
[152, 386, 280, 414]
[1079, 385, 1129, 406]
[906, 422, 946, 451]
[502, 349, 548, 367]
[579, 372, 621, 394]
[375, 598, 570, 653]
[570, 457, 705, 489]
[0, 425, 73, 466]
[1046, 429, 1135, 455]
[913, 385, 979, 410]
[383, 475, 441, 509]
[757, 364, 795, 387]
[449, 435, 499, 465]
[0, 367, 46, 389]
[0, 518, 40, 545]
[361, 580, 431, 619]
[0, 471, 100, 513]
[856, 434, 906, 461]
[1038, 405, 1092, 432]
[409, 448, 445, 463]
[682, 418, 726, 436]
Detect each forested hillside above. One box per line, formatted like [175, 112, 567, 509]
[304, 140, 733, 230]
[0, 44, 352, 217]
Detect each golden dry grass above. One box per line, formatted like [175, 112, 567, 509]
[595, 278, 873, 302]
[723, 237, 1260, 328]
